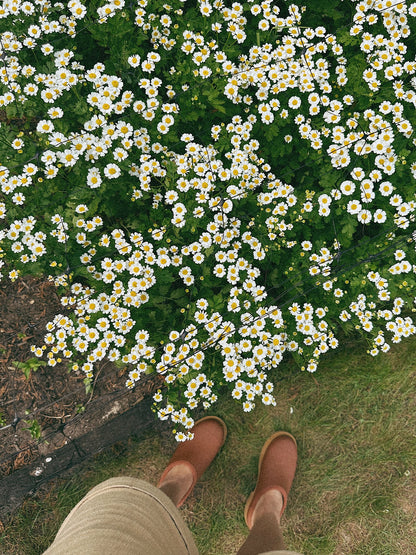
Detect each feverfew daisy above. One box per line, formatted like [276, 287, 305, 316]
[104, 164, 121, 179]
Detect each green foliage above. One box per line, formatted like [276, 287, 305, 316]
[1, 0, 416, 439]
[83, 377, 93, 395]
[13, 358, 46, 380]
[23, 418, 42, 440]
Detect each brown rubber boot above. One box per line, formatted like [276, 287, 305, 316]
[158, 416, 227, 507]
[244, 431, 297, 529]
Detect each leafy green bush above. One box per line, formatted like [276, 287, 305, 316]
[1, 0, 416, 439]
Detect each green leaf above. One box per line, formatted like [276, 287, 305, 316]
[145, 365, 154, 375]
[23, 419, 42, 440]
[84, 377, 93, 394]
[13, 358, 46, 379]
[170, 288, 185, 299]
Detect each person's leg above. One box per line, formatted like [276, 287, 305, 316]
[237, 490, 285, 555]
[43, 477, 199, 555]
[237, 432, 298, 555]
[158, 461, 195, 506]
[44, 417, 226, 555]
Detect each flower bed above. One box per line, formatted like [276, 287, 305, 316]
[0, 277, 161, 476]
[1, 0, 416, 440]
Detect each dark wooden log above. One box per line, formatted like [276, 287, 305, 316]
[0, 397, 157, 520]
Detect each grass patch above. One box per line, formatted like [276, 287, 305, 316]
[2, 337, 416, 554]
